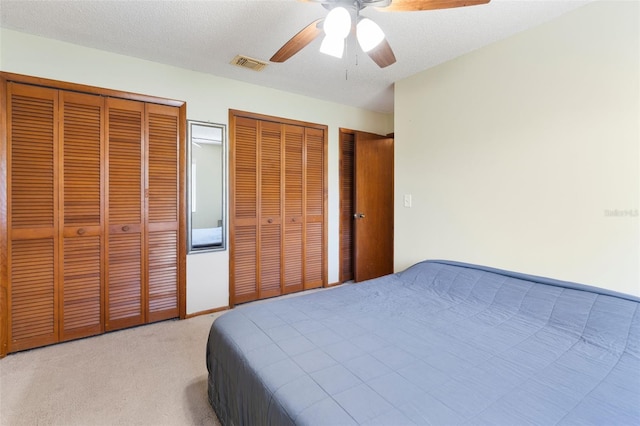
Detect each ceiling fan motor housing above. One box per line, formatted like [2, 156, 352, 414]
[319, 0, 392, 11]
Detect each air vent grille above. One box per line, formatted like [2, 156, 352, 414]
[231, 55, 268, 72]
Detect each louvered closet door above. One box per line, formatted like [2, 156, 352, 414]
[259, 121, 283, 299]
[7, 83, 59, 352]
[146, 104, 180, 322]
[283, 125, 304, 294]
[105, 98, 145, 331]
[304, 128, 324, 289]
[59, 92, 104, 341]
[231, 117, 258, 303]
[340, 132, 355, 283]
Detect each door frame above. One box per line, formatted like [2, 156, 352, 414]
[339, 128, 394, 284]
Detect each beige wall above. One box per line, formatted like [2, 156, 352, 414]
[0, 29, 394, 313]
[395, 1, 639, 295]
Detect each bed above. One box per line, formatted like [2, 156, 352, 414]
[192, 226, 222, 248]
[206, 260, 640, 425]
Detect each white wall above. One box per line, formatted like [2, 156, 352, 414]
[395, 1, 639, 296]
[0, 28, 393, 313]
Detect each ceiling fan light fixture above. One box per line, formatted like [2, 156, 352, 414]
[320, 35, 345, 58]
[357, 18, 385, 52]
[323, 6, 351, 39]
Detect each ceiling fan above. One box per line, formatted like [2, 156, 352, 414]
[270, 0, 490, 68]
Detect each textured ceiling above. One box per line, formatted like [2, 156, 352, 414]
[0, 0, 592, 113]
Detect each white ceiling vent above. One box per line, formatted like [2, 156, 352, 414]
[231, 55, 268, 72]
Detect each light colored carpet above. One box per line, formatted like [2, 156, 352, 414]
[0, 313, 225, 426]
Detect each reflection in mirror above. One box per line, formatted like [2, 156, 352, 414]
[188, 120, 226, 253]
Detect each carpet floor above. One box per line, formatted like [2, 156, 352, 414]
[0, 313, 224, 426]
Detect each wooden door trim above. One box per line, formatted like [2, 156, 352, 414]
[177, 103, 187, 320]
[230, 109, 328, 132]
[0, 72, 184, 107]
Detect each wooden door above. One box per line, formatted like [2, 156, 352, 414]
[258, 121, 283, 299]
[59, 91, 104, 341]
[7, 83, 60, 352]
[304, 127, 325, 289]
[1, 73, 186, 356]
[105, 98, 145, 330]
[146, 104, 180, 322]
[283, 125, 304, 294]
[230, 111, 327, 305]
[339, 131, 355, 282]
[230, 117, 259, 304]
[353, 133, 394, 282]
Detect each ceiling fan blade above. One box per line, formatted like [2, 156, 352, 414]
[366, 38, 396, 68]
[271, 19, 323, 63]
[380, 0, 490, 12]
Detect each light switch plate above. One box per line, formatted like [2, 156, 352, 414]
[403, 194, 412, 208]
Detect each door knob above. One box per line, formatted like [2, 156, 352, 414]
[353, 213, 365, 219]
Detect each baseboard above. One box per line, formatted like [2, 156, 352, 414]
[326, 281, 341, 288]
[185, 306, 229, 319]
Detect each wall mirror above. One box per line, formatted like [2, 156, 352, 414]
[187, 120, 226, 253]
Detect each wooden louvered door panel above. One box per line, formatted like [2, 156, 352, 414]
[146, 104, 180, 322]
[7, 83, 59, 352]
[2, 74, 185, 356]
[258, 121, 283, 299]
[230, 111, 326, 305]
[304, 128, 325, 289]
[340, 131, 355, 283]
[105, 98, 145, 331]
[283, 125, 304, 294]
[59, 92, 104, 341]
[231, 117, 259, 304]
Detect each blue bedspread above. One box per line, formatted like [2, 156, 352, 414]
[192, 227, 222, 247]
[206, 260, 640, 425]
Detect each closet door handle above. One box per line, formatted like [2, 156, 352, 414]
[77, 228, 86, 235]
[267, 219, 273, 224]
[122, 225, 130, 232]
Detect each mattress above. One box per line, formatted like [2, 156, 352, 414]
[206, 260, 640, 425]
[192, 226, 222, 247]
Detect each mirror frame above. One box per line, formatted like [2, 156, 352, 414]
[187, 120, 227, 254]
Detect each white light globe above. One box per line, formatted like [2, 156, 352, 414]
[324, 7, 351, 39]
[320, 35, 345, 58]
[357, 18, 385, 52]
